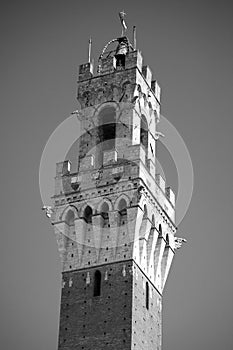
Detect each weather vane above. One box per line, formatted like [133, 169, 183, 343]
[119, 10, 127, 36]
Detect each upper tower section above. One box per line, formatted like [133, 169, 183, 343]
[77, 35, 161, 123]
[52, 15, 177, 293]
[75, 29, 174, 216]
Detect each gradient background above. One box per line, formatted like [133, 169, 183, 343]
[1, 0, 233, 349]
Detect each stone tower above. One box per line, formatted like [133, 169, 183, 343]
[51, 24, 180, 350]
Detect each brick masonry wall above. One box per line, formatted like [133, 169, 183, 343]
[132, 262, 162, 350]
[58, 260, 161, 350]
[58, 261, 133, 350]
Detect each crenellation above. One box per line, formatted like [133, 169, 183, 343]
[125, 50, 143, 71]
[78, 62, 93, 81]
[56, 160, 71, 176]
[165, 186, 175, 206]
[155, 174, 166, 192]
[100, 56, 116, 74]
[151, 80, 161, 103]
[142, 65, 152, 86]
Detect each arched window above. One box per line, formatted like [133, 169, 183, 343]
[159, 224, 162, 236]
[146, 281, 149, 310]
[93, 270, 101, 297]
[151, 215, 155, 228]
[65, 210, 75, 238]
[118, 198, 127, 226]
[143, 204, 148, 219]
[140, 115, 148, 150]
[101, 202, 110, 227]
[99, 107, 116, 151]
[84, 206, 92, 224]
[66, 210, 75, 226]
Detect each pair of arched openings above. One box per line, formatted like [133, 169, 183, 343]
[81, 204, 109, 227]
[64, 207, 93, 228]
[82, 198, 127, 227]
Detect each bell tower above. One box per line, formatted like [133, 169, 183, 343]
[51, 17, 181, 350]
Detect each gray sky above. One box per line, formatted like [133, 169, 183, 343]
[1, 0, 233, 349]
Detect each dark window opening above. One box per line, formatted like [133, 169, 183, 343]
[101, 202, 110, 227]
[84, 206, 92, 224]
[146, 282, 149, 310]
[159, 224, 162, 236]
[99, 107, 116, 152]
[118, 198, 127, 226]
[115, 54, 126, 68]
[93, 270, 101, 297]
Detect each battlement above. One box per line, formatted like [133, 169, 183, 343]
[54, 153, 176, 218]
[77, 49, 161, 104]
[56, 160, 71, 176]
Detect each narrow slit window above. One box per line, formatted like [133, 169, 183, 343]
[93, 270, 101, 297]
[146, 282, 149, 310]
[159, 224, 162, 236]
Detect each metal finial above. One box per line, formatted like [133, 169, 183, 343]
[88, 37, 92, 63]
[119, 10, 127, 36]
[133, 25, 136, 50]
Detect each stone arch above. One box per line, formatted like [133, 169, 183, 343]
[97, 198, 113, 213]
[100, 202, 110, 227]
[83, 205, 93, 224]
[151, 214, 155, 228]
[65, 210, 75, 226]
[60, 205, 79, 221]
[158, 223, 163, 236]
[101, 202, 109, 212]
[94, 101, 120, 119]
[118, 198, 127, 211]
[165, 233, 170, 245]
[61, 208, 76, 251]
[117, 197, 128, 227]
[143, 204, 148, 219]
[114, 193, 130, 210]
[79, 203, 95, 219]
